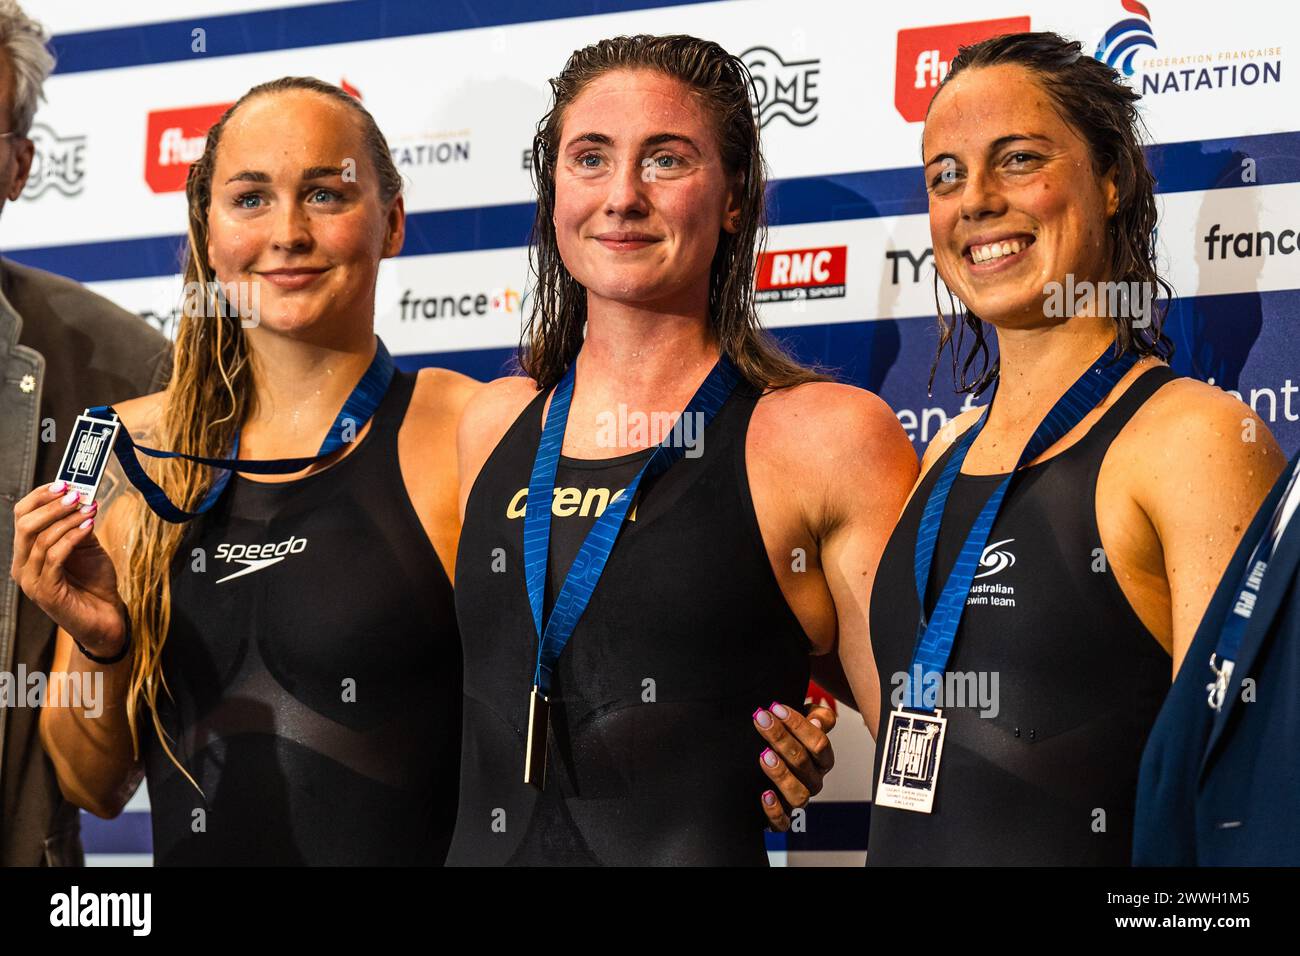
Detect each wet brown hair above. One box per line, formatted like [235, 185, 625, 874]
[523, 34, 828, 391]
[925, 31, 1174, 396]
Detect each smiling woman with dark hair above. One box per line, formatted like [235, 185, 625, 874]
[859, 31, 1285, 866]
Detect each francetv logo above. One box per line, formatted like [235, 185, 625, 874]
[894, 16, 1031, 122]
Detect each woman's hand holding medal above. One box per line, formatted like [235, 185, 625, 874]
[11, 480, 127, 660]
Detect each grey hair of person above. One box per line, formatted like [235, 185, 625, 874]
[0, 0, 54, 137]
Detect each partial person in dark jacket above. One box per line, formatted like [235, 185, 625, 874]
[0, 0, 169, 866]
[1135, 451, 1300, 866]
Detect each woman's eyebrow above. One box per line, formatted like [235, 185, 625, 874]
[924, 132, 1053, 168]
[564, 132, 612, 149]
[642, 133, 700, 153]
[222, 165, 347, 185]
[302, 165, 347, 180]
[224, 170, 271, 185]
[562, 132, 700, 153]
[987, 132, 1052, 152]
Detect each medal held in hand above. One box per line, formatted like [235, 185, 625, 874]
[56, 412, 121, 505]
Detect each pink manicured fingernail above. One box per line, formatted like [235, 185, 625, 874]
[79, 501, 97, 515]
[50, 480, 67, 493]
[78, 517, 94, 530]
[761, 748, 778, 768]
[770, 701, 789, 719]
[61, 490, 79, 505]
[753, 708, 772, 728]
[762, 790, 777, 806]
[810, 718, 823, 729]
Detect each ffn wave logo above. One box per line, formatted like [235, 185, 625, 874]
[1094, 0, 1157, 77]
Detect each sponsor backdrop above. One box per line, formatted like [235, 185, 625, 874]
[16, 0, 1297, 865]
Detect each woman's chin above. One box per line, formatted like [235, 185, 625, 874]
[586, 281, 677, 309]
[955, 292, 1052, 329]
[244, 312, 336, 338]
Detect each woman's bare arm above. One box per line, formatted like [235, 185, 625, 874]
[30, 396, 164, 817]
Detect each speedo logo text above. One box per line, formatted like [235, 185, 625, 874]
[213, 536, 309, 583]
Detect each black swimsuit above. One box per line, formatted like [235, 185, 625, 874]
[448, 379, 810, 865]
[867, 366, 1176, 865]
[145, 370, 461, 865]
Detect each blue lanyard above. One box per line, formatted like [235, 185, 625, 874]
[523, 355, 740, 696]
[86, 337, 396, 523]
[1211, 455, 1300, 669]
[906, 343, 1139, 710]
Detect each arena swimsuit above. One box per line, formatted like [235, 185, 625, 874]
[448, 377, 810, 866]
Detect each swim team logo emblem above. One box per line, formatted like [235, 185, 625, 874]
[22, 124, 86, 199]
[973, 538, 1016, 579]
[1094, 0, 1157, 77]
[893, 17, 1032, 122]
[740, 46, 820, 129]
[967, 538, 1017, 608]
[214, 537, 308, 584]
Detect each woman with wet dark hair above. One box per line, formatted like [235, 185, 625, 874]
[858, 32, 1283, 865]
[447, 34, 917, 865]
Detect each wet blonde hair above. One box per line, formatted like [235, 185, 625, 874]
[120, 76, 402, 789]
